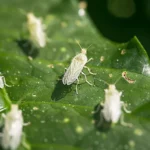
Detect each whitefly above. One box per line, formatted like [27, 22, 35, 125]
[27, 13, 46, 48]
[94, 77, 132, 127]
[1, 105, 24, 150]
[62, 41, 96, 94]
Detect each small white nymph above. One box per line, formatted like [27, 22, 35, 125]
[1, 105, 24, 150]
[27, 13, 46, 48]
[62, 41, 96, 94]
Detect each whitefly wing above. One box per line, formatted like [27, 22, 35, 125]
[62, 53, 87, 85]
[27, 13, 46, 48]
[102, 86, 122, 123]
[30, 19, 46, 48]
[2, 105, 23, 150]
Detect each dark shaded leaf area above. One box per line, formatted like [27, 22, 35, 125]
[0, 0, 150, 150]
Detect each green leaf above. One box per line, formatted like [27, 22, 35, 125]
[0, 0, 150, 150]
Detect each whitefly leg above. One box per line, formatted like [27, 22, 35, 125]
[120, 113, 132, 127]
[62, 68, 67, 75]
[23, 122, 31, 126]
[84, 66, 96, 75]
[0, 108, 7, 113]
[1, 113, 6, 118]
[2, 76, 11, 87]
[87, 58, 93, 63]
[81, 72, 93, 86]
[21, 132, 31, 150]
[121, 101, 131, 113]
[75, 78, 79, 94]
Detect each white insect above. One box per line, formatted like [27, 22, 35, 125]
[27, 12, 46, 48]
[62, 41, 96, 94]
[94, 78, 132, 127]
[0, 76, 11, 89]
[1, 104, 24, 150]
[78, 1, 87, 16]
[102, 84, 123, 123]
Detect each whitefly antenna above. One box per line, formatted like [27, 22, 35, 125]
[17, 93, 30, 106]
[95, 74, 122, 86]
[75, 39, 92, 54]
[18, 8, 27, 16]
[94, 78, 109, 86]
[86, 44, 92, 51]
[114, 75, 122, 85]
[75, 39, 83, 50]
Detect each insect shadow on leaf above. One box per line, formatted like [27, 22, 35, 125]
[92, 103, 111, 132]
[16, 39, 39, 58]
[51, 75, 73, 101]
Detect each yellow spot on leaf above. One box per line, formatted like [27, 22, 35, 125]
[128, 140, 135, 147]
[63, 118, 70, 123]
[76, 125, 83, 133]
[134, 128, 143, 136]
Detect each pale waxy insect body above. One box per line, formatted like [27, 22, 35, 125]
[102, 84, 122, 123]
[1, 105, 23, 150]
[27, 13, 46, 48]
[62, 48, 87, 85]
[62, 42, 96, 94]
[94, 77, 132, 127]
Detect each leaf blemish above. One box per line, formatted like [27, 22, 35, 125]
[134, 128, 143, 136]
[75, 125, 83, 133]
[63, 118, 70, 123]
[47, 64, 54, 68]
[128, 140, 135, 147]
[121, 49, 126, 55]
[33, 107, 39, 111]
[32, 94, 37, 97]
[109, 74, 113, 78]
[60, 47, 67, 52]
[100, 56, 105, 62]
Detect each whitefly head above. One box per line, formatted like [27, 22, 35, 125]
[76, 40, 92, 55]
[27, 12, 35, 21]
[108, 84, 116, 90]
[81, 48, 87, 54]
[11, 104, 19, 111]
[10, 104, 22, 120]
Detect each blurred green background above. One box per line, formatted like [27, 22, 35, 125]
[86, 0, 150, 56]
